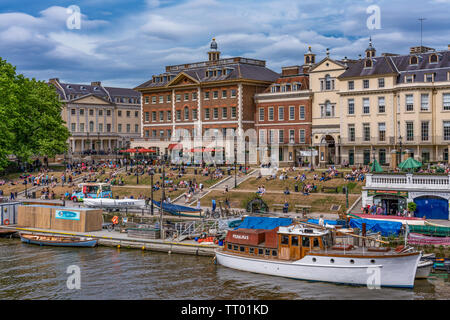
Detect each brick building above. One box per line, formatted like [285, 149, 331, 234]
[133, 39, 279, 162]
[254, 64, 312, 166]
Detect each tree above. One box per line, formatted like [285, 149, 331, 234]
[0, 57, 70, 171]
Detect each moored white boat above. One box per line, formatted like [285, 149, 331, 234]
[83, 198, 146, 208]
[215, 221, 421, 288]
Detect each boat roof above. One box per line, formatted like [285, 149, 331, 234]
[278, 224, 329, 236]
[78, 183, 110, 187]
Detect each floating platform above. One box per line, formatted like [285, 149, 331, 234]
[0, 225, 218, 256]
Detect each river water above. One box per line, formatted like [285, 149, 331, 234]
[0, 239, 448, 300]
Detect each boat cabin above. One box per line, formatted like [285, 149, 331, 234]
[224, 224, 334, 261]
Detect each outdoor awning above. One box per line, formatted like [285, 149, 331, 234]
[189, 147, 223, 152]
[120, 148, 137, 153]
[168, 143, 183, 150]
[136, 148, 156, 153]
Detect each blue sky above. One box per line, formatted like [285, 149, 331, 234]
[1, 0, 450, 88]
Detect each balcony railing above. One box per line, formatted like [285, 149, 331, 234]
[366, 173, 450, 191]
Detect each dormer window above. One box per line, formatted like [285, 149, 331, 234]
[425, 73, 434, 82]
[429, 54, 438, 64]
[405, 75, 415, 83]
[80, 86, 86, 90]
[93, 87, 99, 91]
[365, 59, 373, 68]
[67, 85, 72, 89]
[410, 56, 418, 65]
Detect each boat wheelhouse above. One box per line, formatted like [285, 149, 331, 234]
[71, 183, 112, 202]
[216, 220, 421, 288]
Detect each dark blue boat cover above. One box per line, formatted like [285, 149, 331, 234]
[349, 218, 402, 237]
[235, 216, 293, 230]
[152, 200, 201, 212]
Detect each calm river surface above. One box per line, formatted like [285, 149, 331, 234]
[0, 239, 448, 300]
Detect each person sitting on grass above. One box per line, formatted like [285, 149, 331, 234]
[284, 187, 290, 195]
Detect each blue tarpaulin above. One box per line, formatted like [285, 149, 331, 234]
[152, 201, 201, 212]
[235, 216, 293, 230]
[349, 218, 402, 237]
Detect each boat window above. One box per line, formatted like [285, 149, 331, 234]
[350, 259, 355, 264]
[281, 235, 289, 245]
[240, 246, 245, 252]
[371, 259, 376, 264]
[103, 185, 111, 192]
[265, 249, 270, 256]
[291, 236, 299, 246]
[272, 250, 277, 257]
[313, 238, 320, 248]
[330, 259, 335, 263]
[233, 245, 238, 251]
[302, 237, 310, 247]
[249, 247, 254, 254]
[258, 248, 264, 255]
[312, 258, 317, 262]
[227, 244, 232, 250]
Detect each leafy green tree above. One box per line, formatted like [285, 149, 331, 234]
[0, 57, 70, 171]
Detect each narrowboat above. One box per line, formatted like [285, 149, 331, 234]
[215, 222, 422, 288]
[20, 233, 98, 247]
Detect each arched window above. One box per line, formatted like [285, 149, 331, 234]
[365, 59, 373, 68]
[430, 54, 438, 63]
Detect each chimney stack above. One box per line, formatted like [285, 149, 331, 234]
[91, 81, 101, 87]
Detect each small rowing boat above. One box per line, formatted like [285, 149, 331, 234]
[416, 260, 434, 279]
[20, 233, 98, 248]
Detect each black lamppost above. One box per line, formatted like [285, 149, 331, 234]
[150, 169, 154, 215]
[160, 155, 166, 239]
[234, 147, 237, 188]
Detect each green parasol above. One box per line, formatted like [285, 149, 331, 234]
[370, 159, 383, 173]
[398, 158, 422, 172]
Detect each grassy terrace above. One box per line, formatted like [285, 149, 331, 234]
[200, 190, 359, 214]
[236, 169, 364, 194]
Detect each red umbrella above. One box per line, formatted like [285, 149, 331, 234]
[120, 148, 137, 153]
[136, 148, 156, 153]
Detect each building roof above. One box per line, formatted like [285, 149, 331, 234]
[135, 57, 280, 90]
[49, 79, 140, 103]
[339, 49, 450, 83]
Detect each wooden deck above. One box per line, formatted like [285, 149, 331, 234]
[0, 225, 218, 257]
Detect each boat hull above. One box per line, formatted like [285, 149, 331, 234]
[83, 198, 146, 208]
[216, 250, 421, 288]
[415, 260, 433, 279]
[20, 236, 98, 248]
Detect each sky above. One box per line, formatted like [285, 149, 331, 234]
[1, 0, 450, 88]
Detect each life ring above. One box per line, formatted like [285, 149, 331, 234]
[112, 216, 119, 224]
[3, 219, 9, 225]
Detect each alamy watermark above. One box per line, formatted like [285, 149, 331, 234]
[66, 265, 81, 290]
[66, 5, 81, 30]
[366, 266, 381, 289]
[366, 4, 381, 30]
[168, 128, 280, 174]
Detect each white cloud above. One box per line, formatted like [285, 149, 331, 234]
[1, 0, 450, 87]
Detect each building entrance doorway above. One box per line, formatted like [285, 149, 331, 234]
[373, 195, 406, 216]
[321, 135, 335, 164]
